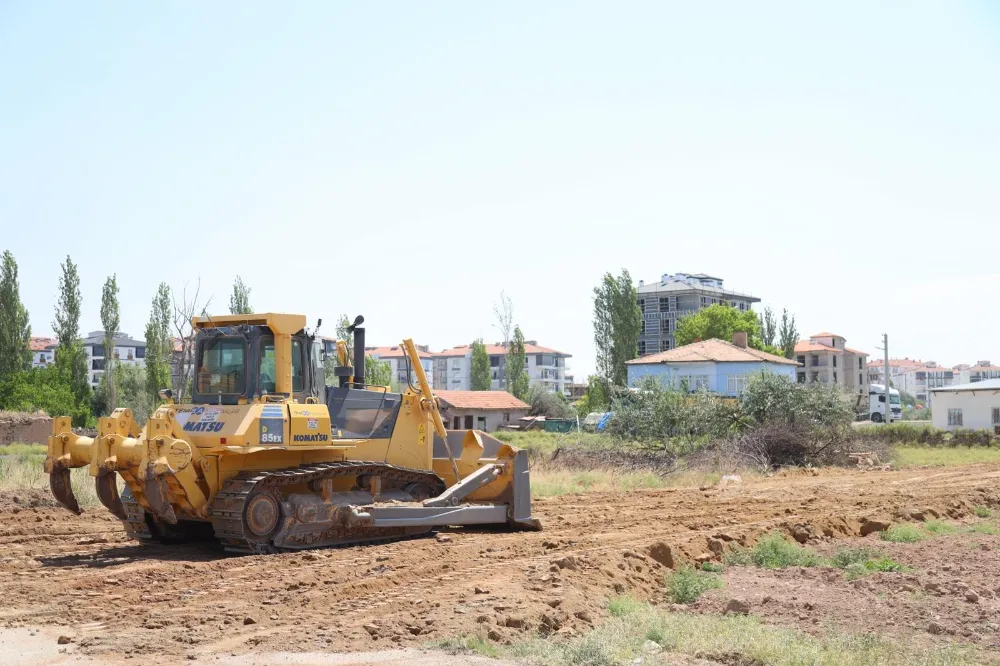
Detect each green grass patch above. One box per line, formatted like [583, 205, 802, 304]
[0, 452, 102, 508]
[666, 565, 723, 604]
[892, 446, 1000, 468]
[923, 519, 958, 535]
[968, 522, 1000, 535]
[880, 524, 925, 543]
[973, 506, 993, 518]
[700, 561, 724, 573]
[465, 598, 982, 666]
[725, 532, 824, 569]
[493, 431, 613, 458]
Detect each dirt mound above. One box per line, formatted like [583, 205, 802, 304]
[2, 464, 1000, 662]
[0, 412, 52, 445]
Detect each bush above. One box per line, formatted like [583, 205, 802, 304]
[880, 524, 924, 543]
[0, 367, 90, 425]
[973, 506, 993, 518]
[725, 532, 824, 569]
[666, 565, 722, 604]
[527, 384, 575, 419]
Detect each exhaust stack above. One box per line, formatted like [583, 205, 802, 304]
[348, 315, 365, 388]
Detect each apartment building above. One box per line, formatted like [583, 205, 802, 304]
[866, 358, 924, 387]
[636, 273, 760, 356]
[957, 361, 1000, 385]
[366, 344, 435, 388]
[793, 333, 869, 397]
[30, 337, 58, 368]
[434, 342, 572, 395]
[891, 362, 955, 404]
[82, 331, 146, 386]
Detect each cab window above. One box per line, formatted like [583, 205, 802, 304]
[197, 337, 246, 395]
[258, 337, 305, 394]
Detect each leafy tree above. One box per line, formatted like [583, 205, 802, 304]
[470, 339, 491, 391]
[576, 375, 611, 417]
[593, 269, 641, 387]
[144, 282, 173, 405]
[365, 355, 392, 387]
[0, 250, 31, 381]
[229, 275, 253, 315]
[51, 255, 91, 424]
[527, 384, 574, 418]
[0, 366, 86, 423]
[675, 304, 765, 349]
[100, 274, 121, 411]
[759, 307, 777, 348]
[93, 364, 153, 423]
[777, 308, 799, 359]
[506, 325, 529, 400]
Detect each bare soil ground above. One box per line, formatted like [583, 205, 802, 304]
[3, 464, 1000, 664]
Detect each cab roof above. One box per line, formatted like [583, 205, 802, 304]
[191, 313, 307, 336]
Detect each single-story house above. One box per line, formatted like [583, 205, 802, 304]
[625, 333, 799, 396]
[930, 379, 1000, 431]
[436, 390, 529, 432]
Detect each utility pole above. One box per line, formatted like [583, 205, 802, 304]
[883, 333, 891, 423]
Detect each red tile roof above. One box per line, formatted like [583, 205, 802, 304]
[810, 332, 843, 339]
[794, 341, 868, 356]
[435, 390, 529, 411]
[627, 339, 798, 366]
[30, 337, 58, 351]
[866, 358, 931, 369]
[436, 342, 569, 357]
[366, 345, 434, 359]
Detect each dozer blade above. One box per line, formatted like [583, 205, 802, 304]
[95, 471, 127, 521]
[50, 468, 81, 515]
[144, 474, 178, 525]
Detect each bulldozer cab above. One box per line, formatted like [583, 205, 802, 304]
[189, 313, 322, 405]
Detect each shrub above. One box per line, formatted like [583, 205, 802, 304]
[725, 532, 824, 569]
[923, 520, 957, 535]
[880, 524, 924, 543]
[973, 506, 993, 518]
[666, 565, 723, 604]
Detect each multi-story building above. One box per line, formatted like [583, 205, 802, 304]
[365, 345, 435, 389]
[892, 362, 955, 404]
[636, 273, 760, 356]
[866, 358, 924, 387]
[958, 361, 1000, 385]
[434, 342, 572, 395]
[81, 331, 146, 387]
[793, 333, 869, 398]
[30, 337, 58, 368]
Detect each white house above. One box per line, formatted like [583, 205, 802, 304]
[930, 379, 1000, 432]
[958, 361, 1000, 386]
[434, 341, 572, 395]
[82, 331, 146, 387]
[30, 337, 59, 368]
[366, 345, 435, 389]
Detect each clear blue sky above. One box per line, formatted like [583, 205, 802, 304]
[2, 1, 998, 376]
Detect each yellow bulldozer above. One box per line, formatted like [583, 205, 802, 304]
[43, 313, 538, 553]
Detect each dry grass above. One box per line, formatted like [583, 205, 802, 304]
[0, 443, 101, 508]
[529, 467, 739, 498]
[441, 598, 979, 666]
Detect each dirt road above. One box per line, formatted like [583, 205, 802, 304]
[2, 464, 999, 664]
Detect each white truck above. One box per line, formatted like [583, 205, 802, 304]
[869, 383, 902, 423]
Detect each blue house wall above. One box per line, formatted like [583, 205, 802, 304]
[627, 360, 797, 397]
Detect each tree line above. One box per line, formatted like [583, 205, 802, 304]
[0, 250, 260, 426]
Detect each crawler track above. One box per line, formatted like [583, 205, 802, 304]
[209, 462, 447, 554]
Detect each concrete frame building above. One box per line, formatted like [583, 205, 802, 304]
[434, 342, 571, 395]
[958, 361, 1000, 386]
[82, 331, 146, 387]
[793, 333, 869, 398]
[636, 273, 760, 357]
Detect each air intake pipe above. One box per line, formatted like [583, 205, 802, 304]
[348, 315, 365, 388]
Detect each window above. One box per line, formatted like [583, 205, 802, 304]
[833, 371, 838, 383]
[258, 337, 304, 394]
[453, 359, 462, 369]
[727, 374, 748, 394]
[859, 373, 863, 386]
[453, 417, 461, 429]
[464, 415, 474, 429]
[503, 412, 510, 422]
[858, 358, 863, 370]
[832, 356, 837, 368]
[948, 409, 963, 426]
[638, 299, 645, 313]
[661, 319, 670, 332]
[797, 372, 806, 383]
[659, 297, 669, 311]
[811, 356, 819, 367]
[797, 355, 805, 366]
[136, 346, 145, 359]
[641, 320, 646, 334]
[197, 336, 247, 395]
[638, 341, 646, 355]
[92, 358, 104, 370]
[477, 416, 487, 430]
[93, 344, 105, 357]
[993, 408, 1000, 426]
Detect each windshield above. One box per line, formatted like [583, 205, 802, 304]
[890, 395, 901, 405]
[197, 337, 247, 395]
